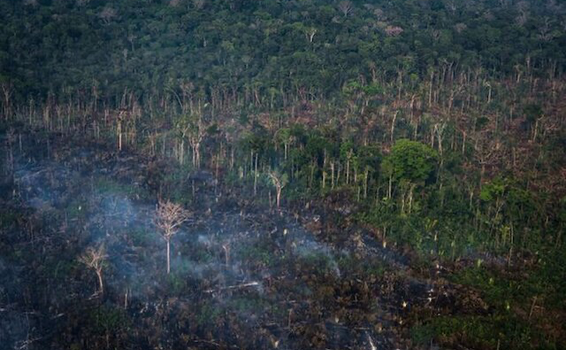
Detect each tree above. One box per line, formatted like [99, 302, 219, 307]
[79, 244, 107, 296]
[0, 81, 13, 121]
[155, 200, 189, 274]
[306, 27, 317, 43]
[98, 7, 118, 24]
[268, 170, 288, 209]
[187, 113, 207, 169]
[338, 1, 353, 17]
[382, 139, 438, 212]
[383, 139, 438, 186]
[523, 103, 544, 142]
[480, 177, 540, 248]
[354, 145, 381, 199]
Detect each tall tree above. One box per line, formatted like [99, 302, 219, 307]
[155, 200, 190, 274]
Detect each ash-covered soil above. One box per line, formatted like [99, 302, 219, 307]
[0, 133, 488, 350]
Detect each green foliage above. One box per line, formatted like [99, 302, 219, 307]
[237, 239, 280, 267]
[414, 257, 565, 349]
[382, 139, 438, 185]
[475, 116, 490, 131]
[451, 266, 543, 310]
[355, 145, 381, 172]
[2, 0, 564, 100]
[167, 272, 187, 295]
[88, 306, 129, 335]
[524, 104, 544, 124]
[94, 178, 142, 198]
[480, 178, 506, 202]
[337, 254, 385, 277]
[49, 259, 80, 282]
[298, 251, 335, 274]
[480, 177, 542, 248]
[228, 296, 274, 315]
[196, 302, 223, 327]
[0, 2, 565, 347]
[0, 209, 22, 229]
[414, 315, 543, 350]
[129, 228, 152, 246]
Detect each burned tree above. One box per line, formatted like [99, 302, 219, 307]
[183, 113, 207, 169]
[79, 244, 107, 296]
[155, 200, 189, 274]
[268, 170, 288, 209]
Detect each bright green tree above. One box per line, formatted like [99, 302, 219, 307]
[382, 139, 438, 212]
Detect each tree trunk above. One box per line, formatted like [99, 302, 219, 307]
[390, 111, 398, 143]
[330, 162, 335, 189]
[166, 239, 171, 274]
[117, 121, 122, 151]
[346, 158, 350, 185]
[96, 271, 104, 294]
[364, 167, 369, 199]
[388, 174, 392, 199]
[179, 139, 185, 165]
[253, 152, 259, 196]
[195, 142, 201, 168]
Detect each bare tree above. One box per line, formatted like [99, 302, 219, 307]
[189, 122, 205, 169]
[268, 170, 288, 209]
[338, 1, 353, 17]
[447, 0, 457, 14]
[116, 109, 129, 151]
[99, 7, 117, 24]
[538, 17, 555, 42]
[185, 111, 207, 169]
[79, 244, 107, 295]
[516, 10, 528, 27]
[515, 1, 529, 27]
[155, 200, 189, 274]
[385, 25, 404, 37]
[222, 242, 230, 265]
[305, 27, 317, 43]
[454, 23, 467, 34]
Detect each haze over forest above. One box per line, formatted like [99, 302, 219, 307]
[0, 0, 565, 349]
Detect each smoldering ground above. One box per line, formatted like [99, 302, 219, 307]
[0, 134, 444, 350]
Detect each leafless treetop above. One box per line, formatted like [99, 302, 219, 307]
[155, 200, 190, 240]
[79, 244, 107, 272]
[338, 1, 353, 17]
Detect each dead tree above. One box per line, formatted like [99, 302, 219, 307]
[268, 170, 288, 209]
[79, 244, 107, 295]
[188, 116, 206, 169]
[338, 1, 353, 17]
[305, 27, 317, 43]
[155, 200, 189, 274]
[1, 82, 13, 121]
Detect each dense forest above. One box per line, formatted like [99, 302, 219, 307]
[1, 0, 565, 349]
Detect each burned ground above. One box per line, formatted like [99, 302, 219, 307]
[0, 131, 563, 350]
